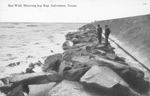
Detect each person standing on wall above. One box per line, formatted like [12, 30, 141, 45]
[97, 24, 102, 44]
[105, 25, 111, 46]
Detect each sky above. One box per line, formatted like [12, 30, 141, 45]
[0, 0, 150, 23]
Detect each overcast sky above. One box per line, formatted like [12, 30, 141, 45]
[0, 0, 150, 23]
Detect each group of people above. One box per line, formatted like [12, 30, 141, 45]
[97, 24, 111, 46]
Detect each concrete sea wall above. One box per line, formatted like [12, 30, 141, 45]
[91, 14, 150, 69]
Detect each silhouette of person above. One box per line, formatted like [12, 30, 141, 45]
[105, 25, 111, 46]
[97, 24, 102, 44]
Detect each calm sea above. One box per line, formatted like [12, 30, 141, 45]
[0, 22, 85, 66]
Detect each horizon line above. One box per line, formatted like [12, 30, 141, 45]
[0, 13, 150, 24]
[0, 21, 88, 24]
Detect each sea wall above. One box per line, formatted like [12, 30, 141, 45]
[1, 27, 150, 96]
[89, 14, 150, 69]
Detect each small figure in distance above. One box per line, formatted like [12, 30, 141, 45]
[97, 24, 102, 44]
[105, 25, 111, 46]
[26, 63, 35, 73]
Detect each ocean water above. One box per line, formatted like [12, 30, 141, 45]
[0, 22, 84, 67]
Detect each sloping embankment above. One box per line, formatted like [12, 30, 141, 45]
[88, 14, 150, 69]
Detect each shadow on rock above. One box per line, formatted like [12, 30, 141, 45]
[113, 67, 150, 94]
[81, 82, 131, 96]
[122, 70, 150, 94]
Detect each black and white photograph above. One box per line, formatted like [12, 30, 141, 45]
[0, 0, 150, 96]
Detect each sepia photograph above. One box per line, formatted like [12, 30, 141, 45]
[0, 0, 150, 96]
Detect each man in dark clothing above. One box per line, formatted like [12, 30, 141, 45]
[105, 25, 111, 46]
[97, 24, 102, 44]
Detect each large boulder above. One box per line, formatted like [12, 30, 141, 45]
[106, 53, 117, 60]
[10, 72, 52, 83]
[94, 55, 128, 69]
[63, 48, 83, 62]
[62, 40, 73, 50]
[10, 72, 63, 84]
[71, 56, 90, 64]
[65, 31, 78, 39]
[80, 65, 133, 96]
[92, 49, 106, 56]
[63, 52, 75, 62]
[72, 62, 87, 69]
[63, 67, 90, 81]
[72, 37, 82, 44]
[81, 37, 92, 42]
[43, 53, 63, 72]
[96, 44, 115, 53]
[46, 80, 99, 96]
[74, 43, 87, 47]
[1, 77, 10, 85]
[0, 72, 63, 95]
[0, 80, 4, 87]
[80, 65, 128, 88]
[58, 61, 72, 73]
[28, 82, 56, 96]
[7, 84, 24, 96]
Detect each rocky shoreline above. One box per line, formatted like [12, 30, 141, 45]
[0, 25, 150, 96]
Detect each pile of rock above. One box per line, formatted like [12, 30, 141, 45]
[0, 28, 150, 96]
